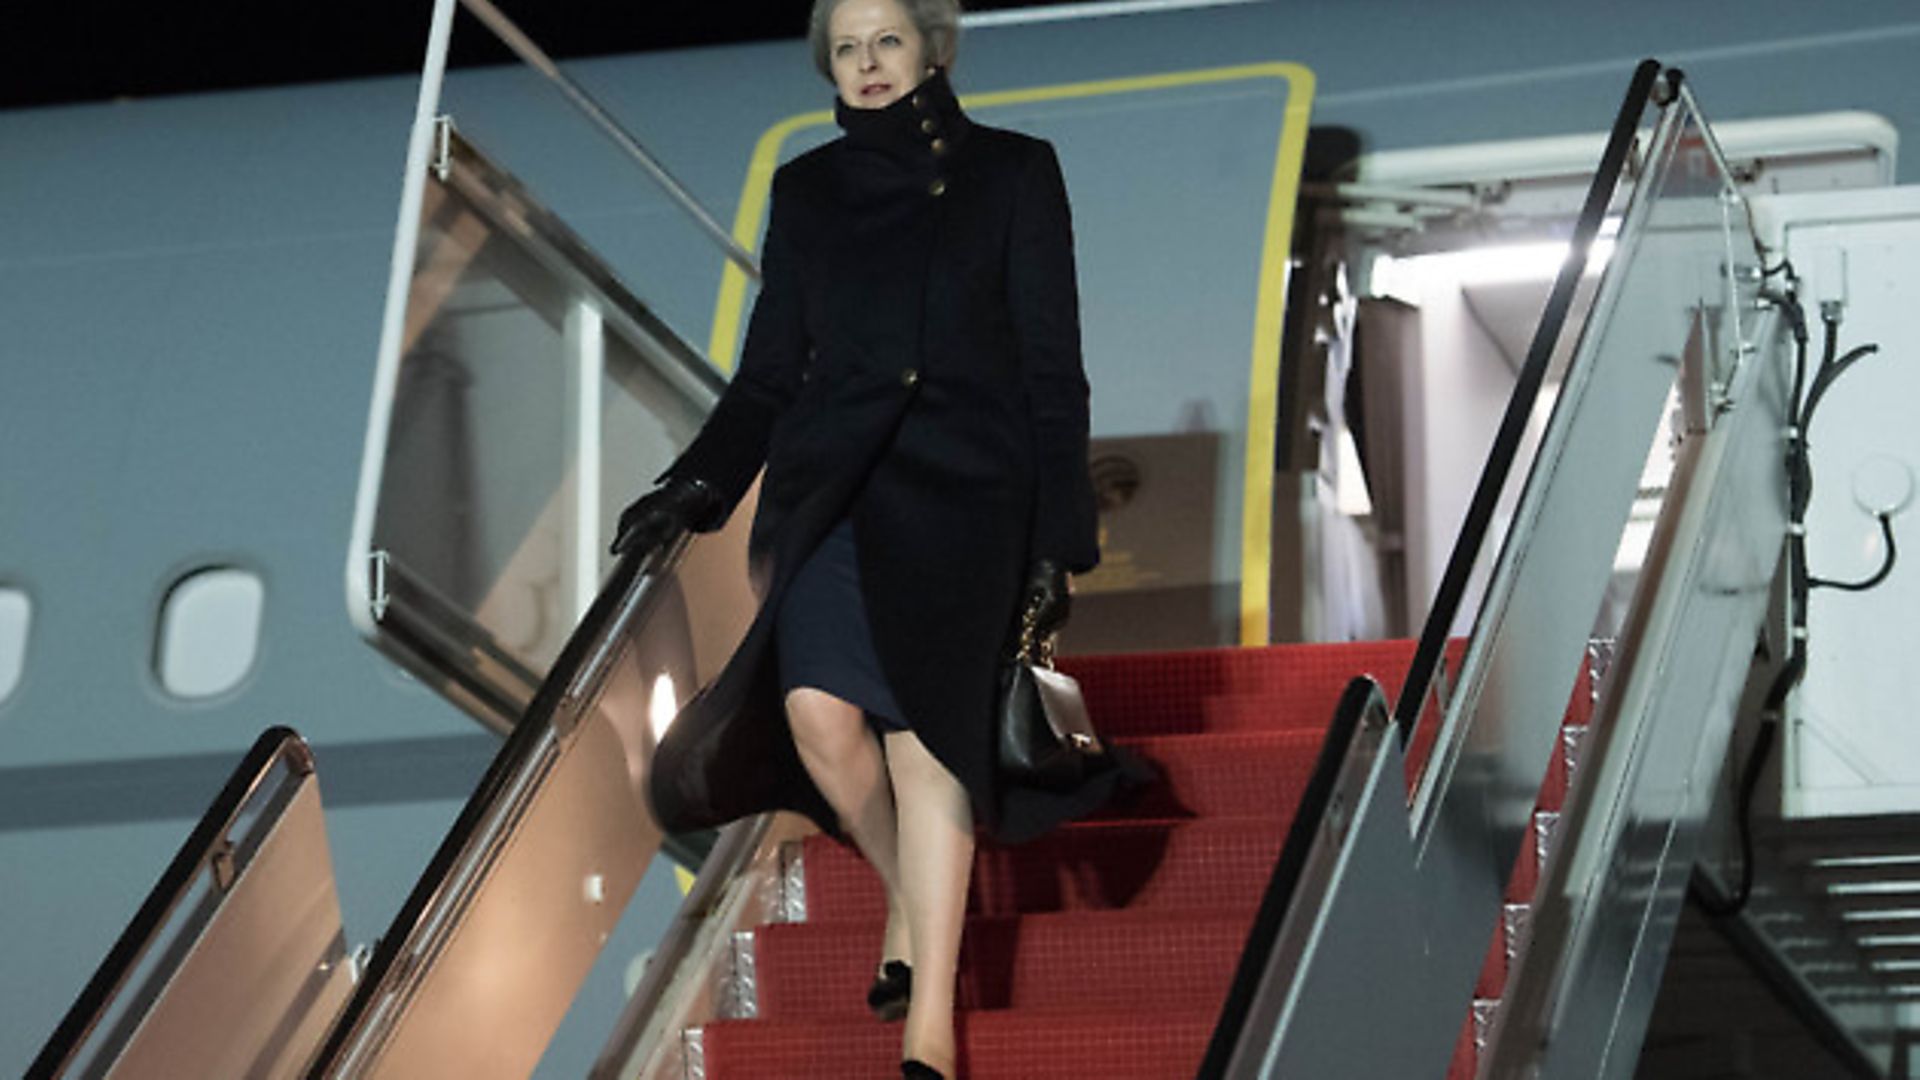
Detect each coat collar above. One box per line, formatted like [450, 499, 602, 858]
[834, 68, 972, 165]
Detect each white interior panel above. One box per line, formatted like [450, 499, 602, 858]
[1766, 187, 1920, 816]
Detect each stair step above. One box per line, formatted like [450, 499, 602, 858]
[700, 1008, 1219, 1079]
[1106, 730, 1329, 819]
[804, 816, 1289, 920]
[1064, 638, 1588, 739]
[752, 910, 1253, 1019]
[1063, 639, 1427, 737]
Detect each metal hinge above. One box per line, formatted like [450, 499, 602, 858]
[347, 940, 376, 984]
[369, 549, 391, 622]
[210, 838, 238, 892]
[431, 115, 455, 182]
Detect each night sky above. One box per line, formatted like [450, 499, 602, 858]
[1, 0, 1087, 109]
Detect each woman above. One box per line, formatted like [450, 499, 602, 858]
[615, 1, 1139, 1075]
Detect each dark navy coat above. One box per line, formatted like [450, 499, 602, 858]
[647, 71, 1129, 844]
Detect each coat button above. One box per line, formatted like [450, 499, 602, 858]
[911, 93, 927, 110]
[920, 118, 937, 134]
[930, 138, 948, 155]
[928, 178, 947, 197]
[901, 368, 920, 387]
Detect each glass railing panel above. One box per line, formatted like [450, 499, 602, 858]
[416, 0, 760, 378]
[1361, 168, 1650, 658]
[370, 173, 572, 668]
[354, 124, 720, 731]
[1411, 83, 1761, 815]
[425, 0, 761, 359]
[30, 729, 352, 1080]
[311, 512, 759, 1079]
[426, 76, 749, 363]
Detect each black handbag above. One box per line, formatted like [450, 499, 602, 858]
[997, 605, 1106, 793]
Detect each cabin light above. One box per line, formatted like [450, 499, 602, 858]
[1372, 238, 1618, 300]
[649, 673, 679, 743]
[1369, 216, 1623, 302]
[1333, 428, 1373, 517]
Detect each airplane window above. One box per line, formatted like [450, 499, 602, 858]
[0, 587, 28, 706]
[156, 568, 264, 700]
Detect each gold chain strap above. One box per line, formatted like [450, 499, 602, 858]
[1018, 606, 1058, 669]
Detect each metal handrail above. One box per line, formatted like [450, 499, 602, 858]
[28, 728, 315, 1079]
[455, 0, 762, 282]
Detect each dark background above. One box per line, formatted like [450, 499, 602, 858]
[0, 0, 1085, 110]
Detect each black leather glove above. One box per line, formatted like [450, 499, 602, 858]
[1019, 558, 1072, 641]
[610, 478, 723, 557]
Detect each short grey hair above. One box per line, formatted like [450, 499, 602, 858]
[808, 0, 963, 81]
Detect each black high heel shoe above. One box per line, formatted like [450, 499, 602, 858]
[901, 1060, 946, 1079]
[867, 960, 912, 1022]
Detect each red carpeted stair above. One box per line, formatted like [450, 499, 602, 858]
[694, 641, 1592, 1078]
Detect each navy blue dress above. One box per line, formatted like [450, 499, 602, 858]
[775, 519, 909, 732]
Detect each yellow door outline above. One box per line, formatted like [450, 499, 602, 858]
[705, 62, 1315, 647]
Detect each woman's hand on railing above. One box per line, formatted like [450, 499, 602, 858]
[611, 478, 723, 557]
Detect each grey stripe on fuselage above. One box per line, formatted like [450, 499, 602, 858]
[0, 735, 497, 831]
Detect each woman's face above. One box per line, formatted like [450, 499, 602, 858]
[827, 0, 928, 111]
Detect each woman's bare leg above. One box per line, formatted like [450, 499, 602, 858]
[785, 689, 911, 966]
[884, 729, 976, 1076]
